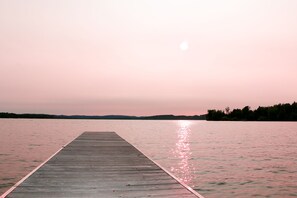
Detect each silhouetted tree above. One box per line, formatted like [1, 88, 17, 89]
[207, 110, 225, 121]
[225, 107, 230, 114]
[207, 102, 297, 121]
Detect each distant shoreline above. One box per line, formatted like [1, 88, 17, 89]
[0, 112, 206, 120]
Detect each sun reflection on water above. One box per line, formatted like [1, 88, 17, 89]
[171, 120, 194, 185]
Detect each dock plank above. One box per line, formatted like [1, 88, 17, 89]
[3, 132, 203, 198]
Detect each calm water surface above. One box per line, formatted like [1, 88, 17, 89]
[0, 119, 297, 197]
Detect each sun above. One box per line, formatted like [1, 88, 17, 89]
[179, 40, 189, 51]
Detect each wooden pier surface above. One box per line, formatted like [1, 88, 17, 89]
[3, 132, 204, 198]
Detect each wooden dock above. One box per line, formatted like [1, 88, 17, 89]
[2, 132, 204, 198]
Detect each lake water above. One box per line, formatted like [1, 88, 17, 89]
[0, 119, 297, 197]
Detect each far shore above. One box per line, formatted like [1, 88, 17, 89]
[0, 112, 206, 120]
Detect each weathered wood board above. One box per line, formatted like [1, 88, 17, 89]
[3, 132, 204, 198]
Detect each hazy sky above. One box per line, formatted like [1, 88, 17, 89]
[1, 0, 297, 115]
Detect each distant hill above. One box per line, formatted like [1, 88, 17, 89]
[206, 102, 297, 121]
[0, 112, 206, 120]
[139, 114, 206, 120]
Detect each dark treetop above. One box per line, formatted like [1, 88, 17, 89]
[207, 102, 297, 121]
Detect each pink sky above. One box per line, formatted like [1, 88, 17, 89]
[1, 0, 297, 115]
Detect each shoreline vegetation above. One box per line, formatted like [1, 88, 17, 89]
[2, 102, 297, 121]
[0, 112, 206, 120]
[207, 102, 297, 121]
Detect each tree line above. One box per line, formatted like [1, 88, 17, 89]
[207, 102, 297, 121]
[0, 112, 206, 120]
